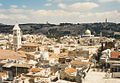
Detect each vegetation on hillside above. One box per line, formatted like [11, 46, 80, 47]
[0, 22, 120, 39]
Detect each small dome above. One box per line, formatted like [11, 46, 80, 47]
[85, 29, 91, 35]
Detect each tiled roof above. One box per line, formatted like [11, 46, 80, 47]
[71, 61, 90, 66]
[48, 52, 58, 58]
[58, 53, 68, 58]
[0, 49, 21, 56]
[0, 72, 6, 77]
[0, 56, 24, 60]
[22, 43, 40, 47]
[17, 51, 27, 57]
[13, 64, 31, 68]
[28, 68, 43, 72]
[65, 68, 76, 75]
[110, 52, 120, 59]
[0, 49, 25, 60]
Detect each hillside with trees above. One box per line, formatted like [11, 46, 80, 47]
[0, 22, 120, 39]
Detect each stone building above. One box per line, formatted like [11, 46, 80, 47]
[13, 24, 22, 51]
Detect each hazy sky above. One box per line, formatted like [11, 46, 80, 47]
[0, 0, 120, 24]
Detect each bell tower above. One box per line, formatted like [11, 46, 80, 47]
[13, 24, 21, 51]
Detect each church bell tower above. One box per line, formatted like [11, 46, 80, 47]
[13, 24, 21, 51]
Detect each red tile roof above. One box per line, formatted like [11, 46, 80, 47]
[110, 52, 120, 59]
[28, 68, 43, 72]
[71, 61, 90, 66]
[65, 68, 76, 75]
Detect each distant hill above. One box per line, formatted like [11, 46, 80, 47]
[0, 22, 120, 39]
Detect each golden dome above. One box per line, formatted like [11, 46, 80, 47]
[85, 29, 91, 35]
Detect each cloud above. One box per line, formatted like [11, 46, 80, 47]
[44, 3, 52, 7]
[47, 0, 61, 2]
[0, 8, 119, 24]
[58, 2, 99, 11]
[10, 5, 18, 8]
[98, 0, 120, 2]
[54, 0, 62, 2]
[22, 5, 27, 8]
[0, 9, 34, 14]
[0, 14, 28, 20]
[117, 0, 120, 2]
[0, 3, 3, 7]
[47, 0, 52, 1]
[58, 3, 67, 9]
[98, 0, 115, 2]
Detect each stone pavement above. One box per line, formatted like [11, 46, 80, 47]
[83, 69, 120, 83]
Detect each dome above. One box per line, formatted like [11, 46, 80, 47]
[85, 29, 91, 35]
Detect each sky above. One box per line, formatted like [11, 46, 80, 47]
[0, 0, 120, 24]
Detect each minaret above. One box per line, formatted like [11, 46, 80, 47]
[105, 18, 107, 23]
[104, 18, 108, 28]
[13, 24, 21, 51]
[100, 31, 102, 42]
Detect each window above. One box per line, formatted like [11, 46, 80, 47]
[14, 33, 17, 36]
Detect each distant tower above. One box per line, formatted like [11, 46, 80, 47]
[13, 24, 21, 51]
[100, 32, 102, 42]
[46, 21, 49, 24]
[105, 18, 107, 23]
[104, 18, 108, 28]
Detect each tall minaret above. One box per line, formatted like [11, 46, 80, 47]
[100, 31, 102, 42]
[105, 18, 107, 23]
[13, 24, 21, 51]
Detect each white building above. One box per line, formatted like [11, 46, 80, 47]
[13, 24, 22, 51]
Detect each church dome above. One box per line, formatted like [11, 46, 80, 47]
[85, 29, 91, 35]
